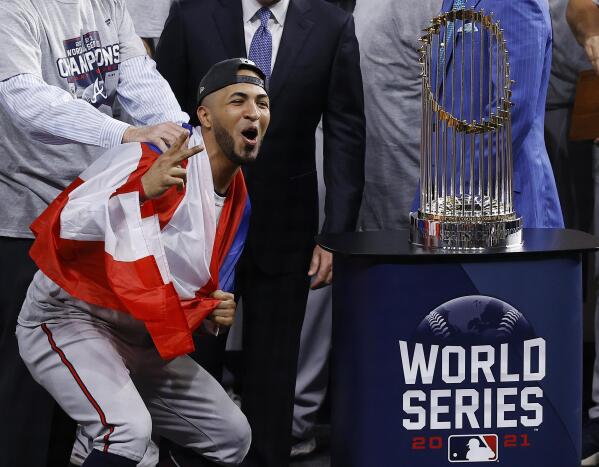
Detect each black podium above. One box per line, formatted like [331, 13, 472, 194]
[318, 229, 599, 467]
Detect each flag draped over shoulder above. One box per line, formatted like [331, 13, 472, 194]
[29, 131, 250, 359]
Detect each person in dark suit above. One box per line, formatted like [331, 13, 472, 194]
[155, 1, 365, 466]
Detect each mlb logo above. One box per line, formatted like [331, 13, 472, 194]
[448, 434, 498, 463]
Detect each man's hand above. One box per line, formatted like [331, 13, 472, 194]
[567, 0, 599, 74]
[209, 290, 236, 327]
[584, 35, 599, 75]
[140, 132, 203, 199]
[308, 245, 332, 289]
[122, 122, 188, 153]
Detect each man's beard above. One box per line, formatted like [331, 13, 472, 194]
[213, 120, 257, 166]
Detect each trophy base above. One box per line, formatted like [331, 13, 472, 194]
[409, 211, 523, 250]
[421, 195, 516, 222]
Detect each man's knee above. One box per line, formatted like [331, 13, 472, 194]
[93, 410, 152, 462]
[122, 410, 153, 452]
[223, 409, 252, 464]
[171, 409, 251, 466]
[205, 408, 252, 465]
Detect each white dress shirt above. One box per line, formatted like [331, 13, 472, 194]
[241, 0, 291, 72]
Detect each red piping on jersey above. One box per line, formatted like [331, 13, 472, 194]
[41, 324, 115, 453]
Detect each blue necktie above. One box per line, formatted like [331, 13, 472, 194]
[440, 0, 466, 68]
[248, 7, 273, 81]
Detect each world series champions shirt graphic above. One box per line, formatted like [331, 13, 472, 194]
[56, 31, 121, 108]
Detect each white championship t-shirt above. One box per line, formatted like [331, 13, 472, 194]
[0, 0, 146, 238]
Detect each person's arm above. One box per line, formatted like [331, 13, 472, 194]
[0, 73, 188, 151]
[0, 73, 130, 148]
[321, 14, 365, 235]
[0, 3, 127, 147]
[567, 0, 599, 74]
[310, 14, 365, 289]
[0, 1, 187, 150]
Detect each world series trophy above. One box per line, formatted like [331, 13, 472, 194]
[410, 9, 523, 249]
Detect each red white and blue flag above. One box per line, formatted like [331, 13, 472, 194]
[29, 130, 250, 359]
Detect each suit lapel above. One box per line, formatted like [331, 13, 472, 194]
[268, 0, 314, 102]
[213, 0, 246, 58]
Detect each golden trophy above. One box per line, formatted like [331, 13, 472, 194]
[410, 9, 522, 249]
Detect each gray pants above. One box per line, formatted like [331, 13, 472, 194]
[291, 122, 332, 439]
[17, 319, 250, 465]
[292, 285, 332, 438]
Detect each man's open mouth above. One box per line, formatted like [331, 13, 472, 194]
[241, 127, 259, 145]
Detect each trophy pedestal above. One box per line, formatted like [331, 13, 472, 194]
[318, 229, 599, 467]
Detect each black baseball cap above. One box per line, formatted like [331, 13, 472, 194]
[196, 58, 267, 106]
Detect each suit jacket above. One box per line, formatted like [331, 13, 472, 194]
[436, 0, 563, 228]
[156, 0, 365, 273]
[355, 0, 440, 230]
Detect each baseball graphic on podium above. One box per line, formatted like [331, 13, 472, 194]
[415, 295, 535, 345]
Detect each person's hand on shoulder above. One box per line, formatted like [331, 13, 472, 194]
[123, 122, 189, 153]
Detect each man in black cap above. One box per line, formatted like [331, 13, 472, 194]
[157, 2, 365, 465]
[16, 58, 269, 467]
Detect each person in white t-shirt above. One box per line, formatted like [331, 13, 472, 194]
[0, 1, 190, 465]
